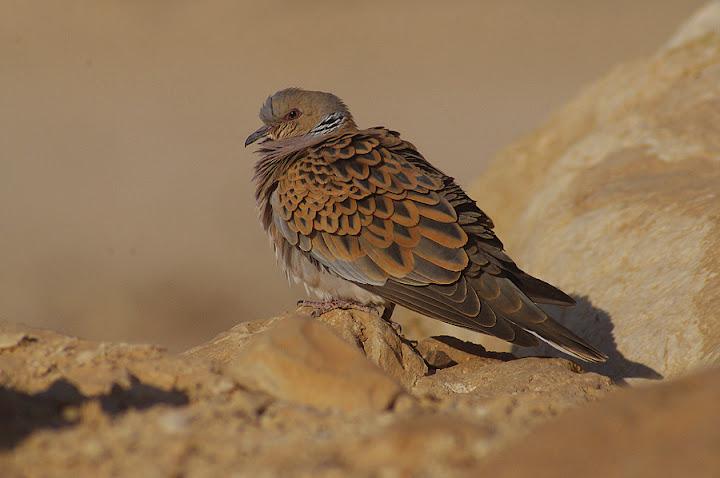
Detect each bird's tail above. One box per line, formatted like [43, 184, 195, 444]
[476, 273, 607, 363]
[521, 320, 607, 363]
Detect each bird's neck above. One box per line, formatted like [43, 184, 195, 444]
[309, 112, 357, 136]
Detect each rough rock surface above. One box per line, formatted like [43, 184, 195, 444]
[478, 366, 720, 478]
[185, 308, 427, 390]
[0, 312, 615, 477]
[217, 316, 406, 413]
[399, 1, 720, 383]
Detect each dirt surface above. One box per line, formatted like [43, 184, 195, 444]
[1, 311, 615, 477]
[3, 311, 718, 477]
[478, 366, 720, 478]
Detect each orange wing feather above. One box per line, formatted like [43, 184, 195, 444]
[270, 128, 605, 363]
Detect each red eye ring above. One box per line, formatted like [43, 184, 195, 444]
[284, 109, 301, 121]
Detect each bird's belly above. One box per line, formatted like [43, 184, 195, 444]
[281, 245, 385, 305]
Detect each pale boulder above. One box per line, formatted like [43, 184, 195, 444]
[313, 308, 428, 388]
[459, 2, 720, 381]
[186, 308, 428, 390]
[478, 366, 720, 478]
[221, 315, 406, 412]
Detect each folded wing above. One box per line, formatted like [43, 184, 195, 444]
[271, 128, 605, 363]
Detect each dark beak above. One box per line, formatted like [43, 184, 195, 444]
[245, 125, 270, 147]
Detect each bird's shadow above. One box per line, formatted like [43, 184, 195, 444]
[0, 375, 189, 450]
[514, 294, 663, 384]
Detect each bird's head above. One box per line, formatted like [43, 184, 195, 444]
[245, 88, 356, 146]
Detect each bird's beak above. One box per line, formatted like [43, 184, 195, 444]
[245, 125, 270, 147]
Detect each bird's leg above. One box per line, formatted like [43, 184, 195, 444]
[381, 302, 396, 321]
[380, 303, 402, 335]
[297, 298, 379, 318]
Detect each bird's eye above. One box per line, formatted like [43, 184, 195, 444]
[284, 109, 301, 121]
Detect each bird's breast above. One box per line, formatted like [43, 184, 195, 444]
[271, 229, 385, 305]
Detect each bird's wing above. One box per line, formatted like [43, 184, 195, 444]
[272, 128, 605, 362]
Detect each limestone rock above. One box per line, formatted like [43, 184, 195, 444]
[665, 1, 720, 50]
[222, 315, 406, 412]
[313, 308, 428, 388]
[478, 366, 720, 478]
[0, 317, 617, 477]
[413, 356, 612, 452]
[416, 335, 514, 369]
[342, 414, 496, 476]
[182, 315, 283, 365]
[414, 356, 606, 402]
[187, 308, 428, 390]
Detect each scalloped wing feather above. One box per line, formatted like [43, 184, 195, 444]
[261, 127, 605, 363]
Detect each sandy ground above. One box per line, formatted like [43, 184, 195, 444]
[0, 0, 706, 350]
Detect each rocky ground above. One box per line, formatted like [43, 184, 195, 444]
[1, 311, 717, 477]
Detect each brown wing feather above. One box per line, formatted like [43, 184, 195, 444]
[271, 128, 605, 363]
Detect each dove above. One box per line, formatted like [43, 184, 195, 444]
[246, 88, 606, 363]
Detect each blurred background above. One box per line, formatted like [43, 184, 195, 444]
[0, 0, 705, 351]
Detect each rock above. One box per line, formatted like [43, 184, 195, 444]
[221, 315, 406, 413]
[416, 335, 515, 369]
[0, 316, 617, 476]
[187, 308, 428, 390]
[413, 356, 612, 453]
[458, 1, 720, 382]
[0, 331, 35, 350]
[664, 1, 720, 50]
[313, 308, 428, 388]
[182, 315, 284, 365]
[342, 414, 496, 476]
[478, 366, 720, 478]
[414, 357, 606, 401]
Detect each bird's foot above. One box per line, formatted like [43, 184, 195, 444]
[297, 299, 379, 318]
[379, 303, 402, 334]
[387, 319, 403, 336]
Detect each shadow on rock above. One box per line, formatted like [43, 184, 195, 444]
[516, 295, 663, 384]
[431, 336, 516, 363]
[0, 376, 188, 450]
